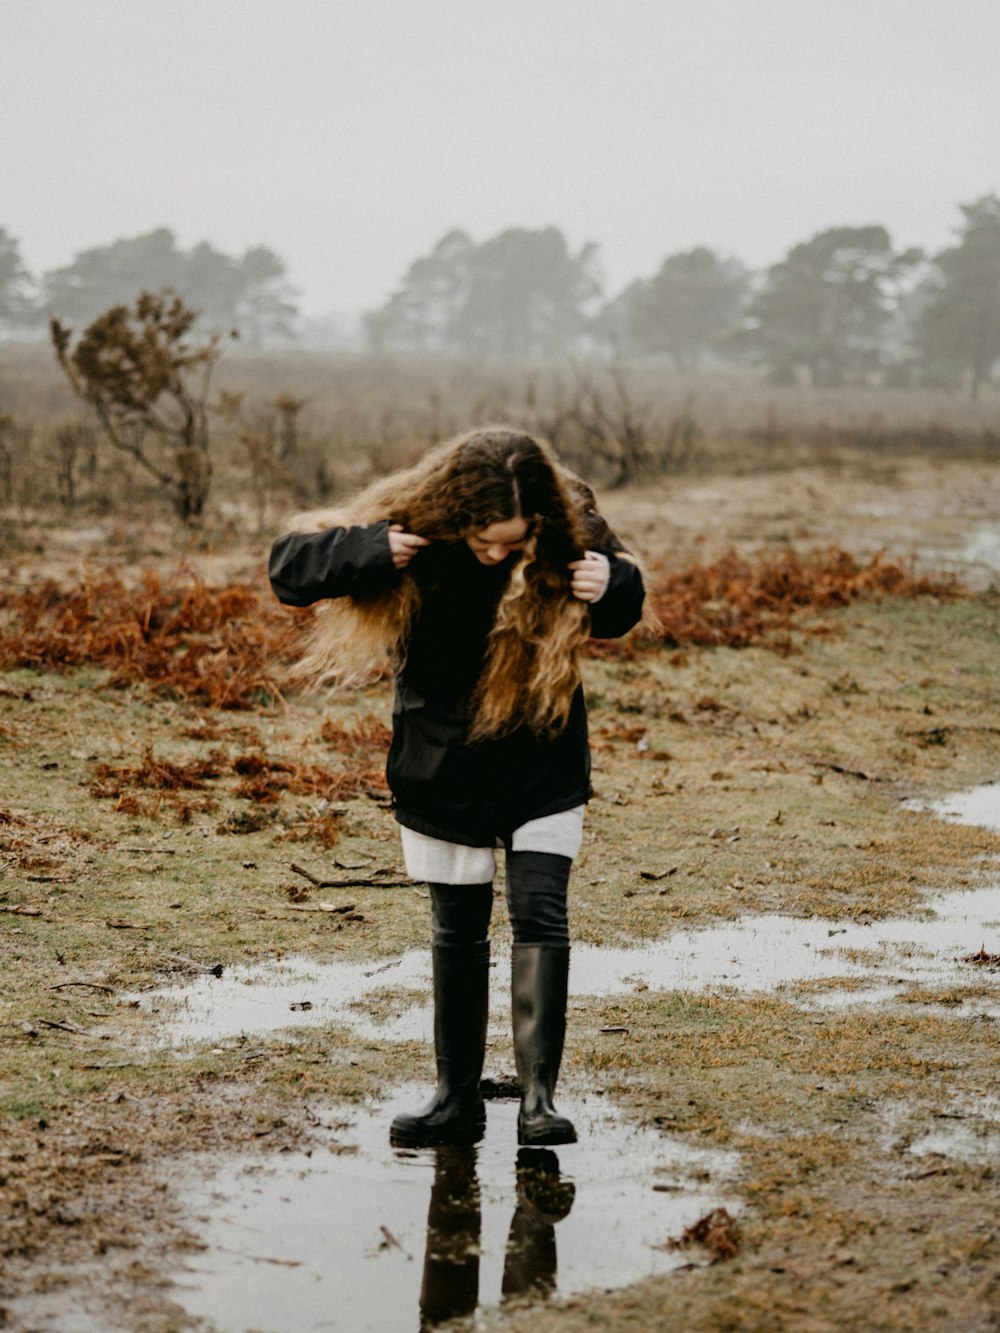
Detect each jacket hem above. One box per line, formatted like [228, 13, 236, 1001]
[393, 785, 592, 847]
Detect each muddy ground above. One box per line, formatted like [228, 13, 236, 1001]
[1, 457, 999, 1332]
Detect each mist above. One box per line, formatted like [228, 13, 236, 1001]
[4, 0, 999, 317]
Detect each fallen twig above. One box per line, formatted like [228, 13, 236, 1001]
[290, 862, 323, 885]
[48, 981, 114, 994]
[216, 1244, 303, 1268]
[378, 1225, 412, 1260]
[290, 862, 412, 889]
[812, 760, 874, 781]
[76, 1061, 143, 1070]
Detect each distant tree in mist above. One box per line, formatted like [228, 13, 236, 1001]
[596, 247, 749, 366]
[457, 228, 602, 356]
[0, 227, 38, 332]
[44, 229, 298, 344]
[590, 279, 645, 356]
[51, 291, 224, 523]
[45, 228, 182, 325]
[234, 246, 299, 345]
[364, 229, 473, 352]
[742, 226, 921, 386]
[366, 226, 602, 356]
[917, 194, 1000, 400]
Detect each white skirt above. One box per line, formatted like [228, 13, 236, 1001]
[400, 806, 585, 885]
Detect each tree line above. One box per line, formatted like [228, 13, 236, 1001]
[3, 194, 1000, 396]
[0, 227, 298, 346]
[365, 196, 1000, 398]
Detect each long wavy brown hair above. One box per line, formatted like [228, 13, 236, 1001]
[286, 427, 614, 739]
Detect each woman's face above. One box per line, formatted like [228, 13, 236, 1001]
[465, 516, 530, 565]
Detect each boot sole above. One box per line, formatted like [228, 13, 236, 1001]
[518, 1122, 577, 1147]
[389, 1114, 486, 1149]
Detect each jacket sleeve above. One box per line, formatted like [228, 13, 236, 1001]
[577, 503, 646, 638]
[269, 520, 399, 606]
[587, 549, 646, 639]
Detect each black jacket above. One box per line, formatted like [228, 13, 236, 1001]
[269, 520, 645, 845]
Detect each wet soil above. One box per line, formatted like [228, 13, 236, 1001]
[2, 457, 1000, 1331]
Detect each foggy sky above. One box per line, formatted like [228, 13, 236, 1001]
[5, 0, 999, 316]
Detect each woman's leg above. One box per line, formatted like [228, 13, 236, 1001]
[390, 830, 495, 1148]
[505, 809, 583, 1146]
[430, 883, 494, 948]
[505, 850, 570, 947]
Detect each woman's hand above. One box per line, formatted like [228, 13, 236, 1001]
[569, 550, 611, 602]
[388, 524, 430, 569]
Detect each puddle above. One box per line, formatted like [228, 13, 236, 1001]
[135, 883, 1000, 1049]
[894, 525, 1000, 585]
[573, 885, 1000, 1001]
[908, 783, 1000, 834]
[134, 784, 1000, 1046]
[136, 952, 436, 1046]
[878, 1098, 1000, 1166]
[962, 526, 1000, 575]
[170, 1092, 738, 1332]
[909, 1125, 1000, 1163]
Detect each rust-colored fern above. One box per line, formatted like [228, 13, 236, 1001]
[0, 549, 962, 699]
[0, 570, 311, 708]
[587, 546, 961, 659]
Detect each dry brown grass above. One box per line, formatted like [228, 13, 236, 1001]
[3, 343, 1000, 533]
[1, 442, 998, 1332]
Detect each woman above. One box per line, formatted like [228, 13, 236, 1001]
[269, 428, 645, 1148]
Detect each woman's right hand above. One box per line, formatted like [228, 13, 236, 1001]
[388, 524, 431, 569]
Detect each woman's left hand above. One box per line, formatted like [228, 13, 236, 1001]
[569, 550, 611, 603]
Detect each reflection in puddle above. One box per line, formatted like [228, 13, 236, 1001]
[136, 884, 1000, 1048]
[171, 1092, 738, 1333]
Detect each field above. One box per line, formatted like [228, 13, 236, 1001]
[1, 351, 999, 1332]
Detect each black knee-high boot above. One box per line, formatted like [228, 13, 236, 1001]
[390, 941, 490, 1148]
[511, 942, 576, 1146]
